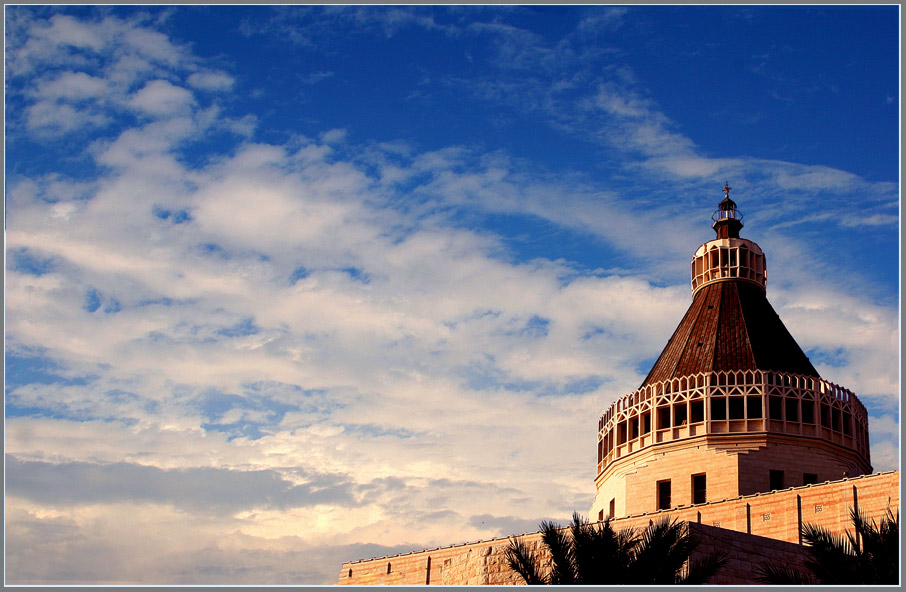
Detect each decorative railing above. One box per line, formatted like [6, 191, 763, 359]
[596, 370, 870, 477]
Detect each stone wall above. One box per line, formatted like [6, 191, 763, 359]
[338, 470, 898, 585]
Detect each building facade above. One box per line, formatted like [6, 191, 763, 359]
[591, 189, 871, 520]
[340, 189, 895, 585]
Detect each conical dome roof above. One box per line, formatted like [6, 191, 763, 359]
[640, 280, 819, 388]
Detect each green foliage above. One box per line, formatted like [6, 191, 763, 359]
[505, 512, 726, 585]
[755, 507, 899, 585]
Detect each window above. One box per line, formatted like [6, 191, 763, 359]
[674, 403, 687, 426]
[598, 509, 604, 521]
[802, 400, 815, 424]
[690, 400, 704, 423]
[692, 474, 707, 505]
[658, 406, 671, 429]
[821, 404, 831, 427]
[785, 398, 799, 422]
[710, 397, 726, 420]
[768, 396, 783, 420]
[657, 480, 672, 510]
[803, 473, 818, 486]
[387, 563, 392, 574]
[769, 470, 784, 491]
[642, 412, 651, 434]
[729, 397, 745, 420]
[609, 498, 615, 519]
[746, 396, 762, 419]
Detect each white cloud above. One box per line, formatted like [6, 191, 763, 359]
[129, 79, 196, 116]
[187, 71, 235, 91]
[26, 100, 109, 134]
[35, 71, 109, 100]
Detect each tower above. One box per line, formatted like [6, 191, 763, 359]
[591, 185, 871, 521]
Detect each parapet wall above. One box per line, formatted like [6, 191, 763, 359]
[338, 470, 898, 585]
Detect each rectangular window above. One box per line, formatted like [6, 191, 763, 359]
[609, 498, 615, 519]
[801, 400, 815, 424]
[710, 397, 726, 420]
[598, 509, 604, 521]
[821, 404, 831, 427]
[657, 480, 672, 510]
[785, 398, 799, 422]
[803, 473, 818, 486]
[746, 396, 762, 419]
[769, 396, 783, 420]
[642, 412, 651, 434]
[630, 417, 639, 439]
[729, 397, 745, 420]
[769, 470, 784, 491]
[658, 406, 671, 429]
[692, 474, 707, 505]
[673, 403, 688, 426]
[690, 400, 704, 423]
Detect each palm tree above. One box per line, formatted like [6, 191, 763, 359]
[755, 508, 899, 585]
[505, 512, 726, 585]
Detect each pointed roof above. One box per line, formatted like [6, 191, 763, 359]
[640, 272, 819, 388]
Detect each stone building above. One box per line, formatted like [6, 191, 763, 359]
[340, 188, 897, 585]
[591, 187, 871, 521]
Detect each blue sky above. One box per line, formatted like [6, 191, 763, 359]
[4, 5, 899, 585]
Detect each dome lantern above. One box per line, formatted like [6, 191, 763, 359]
[712, 182, 743, 239]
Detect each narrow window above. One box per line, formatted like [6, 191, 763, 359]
[832, 408, 841, 431]
[821, 404, 831, 427]
[673, 403, 687, 426]
[769, 396, 783, 420]
[658, 406, 671, 429]
[630, 417, 639, 439]
[785, 398, 799, 422]
[690, 400, 704, 423]
[657, 480, 672, 510]
[348, 569, 353, 578]
[609, 498, 615, 519]
[728, 397, 745, 420]
[692, 474, 707, 505]
[803, 473, 818, 486]
[746, 396, 762, 419]
[842, 412, 852, 435]
[642, 412, 651, 434]
[387, 563, 392, 575]
[710, 397, 726, 420]
[598, 509, 604, 521]
[769, 470, 784, 491]
[618, 423, 627, 444]
[801, 400, 815, 424]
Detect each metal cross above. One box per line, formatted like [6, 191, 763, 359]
[723, 182, 732, 199]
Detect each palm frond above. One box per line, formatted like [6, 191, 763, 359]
[753, 561, 815, 585]
[539, 519, 576, 584]
[504, 537, 547, 585]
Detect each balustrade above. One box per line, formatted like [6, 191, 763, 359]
[596, 370, 869, 475]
